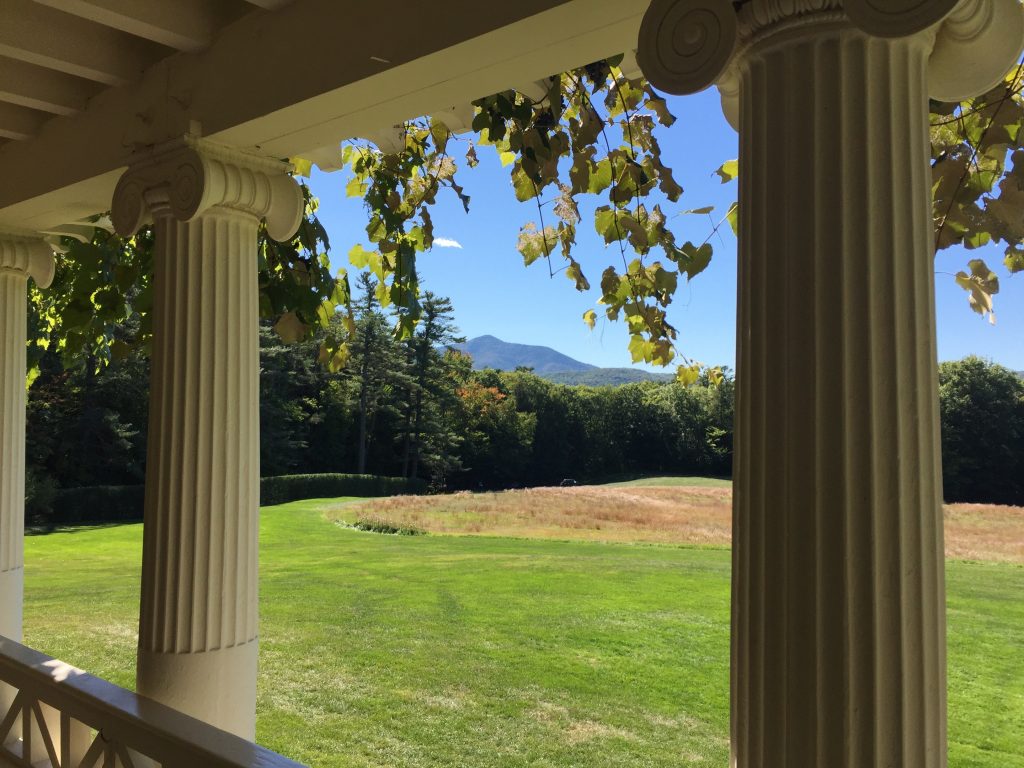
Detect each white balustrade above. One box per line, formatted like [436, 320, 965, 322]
[0, 636, 304, 768]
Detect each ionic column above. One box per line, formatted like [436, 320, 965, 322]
[111, 139, 302, 739]
[637, 1, 1023, 766]
[0, 233, 54, 643]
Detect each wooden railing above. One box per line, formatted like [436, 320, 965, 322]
[0, 636, 304, 768]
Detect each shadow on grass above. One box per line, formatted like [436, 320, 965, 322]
[26, 518, 142, 536]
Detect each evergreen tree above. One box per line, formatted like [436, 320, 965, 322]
[399, 293, 465, 484]
[348, 273, 410, 474]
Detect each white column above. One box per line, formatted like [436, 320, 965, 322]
[637, 1, 1023, 766]
[0, 234, 54, 643]
[111, 139, 302, 739]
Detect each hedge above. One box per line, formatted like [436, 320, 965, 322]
[47, 484, 145, 526]
[259, 473, 425, 506]
[38, 473, 423, 526]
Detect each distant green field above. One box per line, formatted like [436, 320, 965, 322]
[602, 476, 732, 488]
[22, 496, 1023, 768]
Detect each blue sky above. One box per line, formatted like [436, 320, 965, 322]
[307, 88, 1024, 371]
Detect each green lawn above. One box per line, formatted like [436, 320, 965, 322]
[22, 498, 1024, 767]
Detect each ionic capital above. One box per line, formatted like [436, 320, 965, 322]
[111, 137, 304, 241]
[0, 231, 56, 288]
[637, 0, 1024, 128]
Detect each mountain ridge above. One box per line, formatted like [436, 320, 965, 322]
[455, 335, 674, 385]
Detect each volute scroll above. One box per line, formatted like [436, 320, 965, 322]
[636, 0, 739, 95]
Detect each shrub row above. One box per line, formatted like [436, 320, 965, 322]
[352, 516, 427, 536]
[34, 473, 424, 527]
[45, 484, 145, 526]
[259, 473, 425, 506]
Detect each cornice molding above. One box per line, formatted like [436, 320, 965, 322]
[111, 137, 303, 241]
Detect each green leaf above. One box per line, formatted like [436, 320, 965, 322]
[588, 159, 613, 195]
[346, 176, 368, 198]
[517, 223, 554, 266]
[645, 89, 676, 127]
[715, 160, 739, 184]
[566, 261, 590, 291]
[594, 207, 618, 244]
[679, 206, 715, 216]
[511, 166, 536, 202]
[1005, 246, 1024, 273]
[681, 242, 713, 280]
[348, 244, 376, 269]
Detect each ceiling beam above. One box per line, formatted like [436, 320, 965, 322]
[0, 0, 645, 228]
[0, 0, 170, 85]
[0, 102, 50, 141]
[0, 56, 99, 115]
[30, 0, 244, 52]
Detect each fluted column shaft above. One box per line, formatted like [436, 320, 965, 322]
[0, 273, 27, 645]
[636, 1, 1023, 765]
[732, 24, 945, 768]
[113, 138, 302, 740]
[0, 236, 54, 644]
[136, 208, 262, 739]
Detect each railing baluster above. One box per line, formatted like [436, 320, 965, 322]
[62, 710, 70, 767]
[20, 697, 29, 764]
[78, 732, 104, 768]
[114, 742, 136, 768]
[33, 698, 61, 766]
[0, 690, 23, 747]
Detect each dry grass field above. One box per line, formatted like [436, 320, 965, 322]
[331, 479, 1024, 563]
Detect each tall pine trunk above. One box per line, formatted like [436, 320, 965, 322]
[357, 383, 368, 474]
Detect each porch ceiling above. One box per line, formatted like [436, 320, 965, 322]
[0, 0, 647, 232]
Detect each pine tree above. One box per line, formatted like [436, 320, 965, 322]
[399, 292, 465, 485]
[348, 273, 411, 474]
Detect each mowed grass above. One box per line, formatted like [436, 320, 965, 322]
[20, 489, 1024, 768]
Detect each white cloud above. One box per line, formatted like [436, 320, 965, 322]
[433, 237, 463, 249]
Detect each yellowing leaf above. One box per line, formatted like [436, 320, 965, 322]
[628, 334, 648, 363]
[715, 160, 739, 184]
[499, 151, 517, 167]
[273, 311, 307, 344]
[289, 157, 313, 178]
[725, 201, 739, 236]
[676, 364, 700, 386]
[955, 258, 999, 324]
[583, 309, 597, 329]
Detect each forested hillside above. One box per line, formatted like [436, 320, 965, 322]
[22, 282, 1024, 507]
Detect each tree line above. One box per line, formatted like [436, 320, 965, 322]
[23, 280, 1024, 508]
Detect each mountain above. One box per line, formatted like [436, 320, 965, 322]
[456, 335, 674, 385]
[458, 335, 595, 373]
